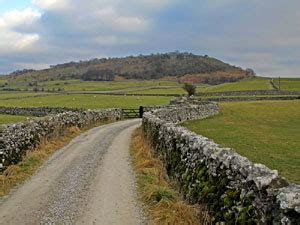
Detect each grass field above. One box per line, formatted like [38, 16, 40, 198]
[199, 77, 272, 92]
[0, 92, 53, 99]
[131, 87, 186, 95]
[0, 94, 172, 109]
[273, 78, 300, 91]
[4, 79, 180, 92]
[182, 100, 300, 183]
[0, 114, 28, 125]
[130, 84, 209, 95]
[3, 77, 299, 95]
[0, 79, 7, 85]
[198, 94, 300, 101]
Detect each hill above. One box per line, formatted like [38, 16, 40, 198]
[8, 52, 254, 84]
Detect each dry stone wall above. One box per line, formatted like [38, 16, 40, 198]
[196, 90, 300, 97]
[0, 106, 82, 117]
[204, 96, 300, 102]
[142, 102, 300, 224]
[0, 108, 122, 169]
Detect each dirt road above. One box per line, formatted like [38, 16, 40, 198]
[0, 119, 145, 225]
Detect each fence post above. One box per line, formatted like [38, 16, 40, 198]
[139, 106, 144, 118]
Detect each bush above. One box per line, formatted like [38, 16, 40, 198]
[183, 83, 196, 97]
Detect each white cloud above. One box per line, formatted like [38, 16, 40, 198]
[0, 8, 41, 29]
[115, 16, 148, 31]
[0, 8, 41, 54]
[14, 34, 40, 49]
[95, 7, 148, 32]
[131, 0, 177, 9]
[0, 31, 40, 54]
[32, 0, 69, 11]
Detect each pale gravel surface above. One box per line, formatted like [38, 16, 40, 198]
[0, 119, 146, 225]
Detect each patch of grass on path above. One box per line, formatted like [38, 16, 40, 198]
[130, 128, 210, 224]
[182, 100, 300, 184]
[0, 114, 28, 125]
[0, 94, 171, 109]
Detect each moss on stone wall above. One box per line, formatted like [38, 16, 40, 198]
[142, 103, 300, 224]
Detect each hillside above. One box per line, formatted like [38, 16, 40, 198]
[8, 52, 254, 84]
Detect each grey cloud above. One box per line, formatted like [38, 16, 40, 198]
[0, 0, 300, 77]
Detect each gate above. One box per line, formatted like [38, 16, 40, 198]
[122, 108, 140, 119]
[122, 106, 158, 119]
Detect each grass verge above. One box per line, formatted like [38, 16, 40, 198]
[0, 120, 114, 197]
[130, 127, 210, 225]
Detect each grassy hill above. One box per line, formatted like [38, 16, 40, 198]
[8, 52, 252, 84]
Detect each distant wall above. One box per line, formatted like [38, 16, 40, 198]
[204, 96, 300, 102]
[0, 106, 83, 117]
[196, 90, 300, 96]
[0, 108, 122, 169]
[142, 102, 300, 224]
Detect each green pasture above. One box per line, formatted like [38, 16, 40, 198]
[199, 77, 272, 92]
[273, 78, 300, 91]
[0, 79, 7, 85]
[0, 94, 172, 109]
[0, 114, 28, 125]
[4, 79, 179, 92]
[0, 91, 54, 99]
[183, 100, 300, 183]
[131, 87, 186, 95]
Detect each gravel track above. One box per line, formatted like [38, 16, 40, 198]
[0, 119, 144, 225]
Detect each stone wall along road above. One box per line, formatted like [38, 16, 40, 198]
[0, 119, 145, 225]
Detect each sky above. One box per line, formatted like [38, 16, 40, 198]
[0, 0, 300, 77]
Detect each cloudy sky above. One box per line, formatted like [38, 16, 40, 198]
[0, 0, 299, 77]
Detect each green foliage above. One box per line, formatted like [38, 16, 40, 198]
[82, 68, 115, 81]
[155, 187, 174, 202]
[156, 136, 256, 223]
[138, 174, 158, 186]
[183, 100, 300, 183]
[183, 83, 197, 96]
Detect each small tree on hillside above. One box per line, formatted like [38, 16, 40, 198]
[183, 83, 196, 97]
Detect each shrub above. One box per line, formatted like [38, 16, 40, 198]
[183, 83, 196, 97]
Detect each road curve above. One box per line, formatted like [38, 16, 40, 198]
[0, 119, 144, 225]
